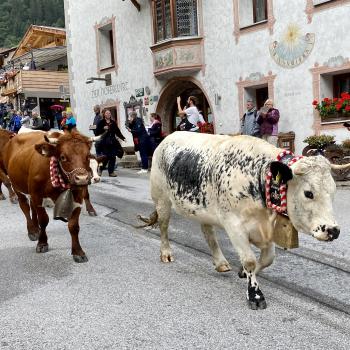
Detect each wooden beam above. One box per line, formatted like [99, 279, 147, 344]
[130, 0, 140, 11]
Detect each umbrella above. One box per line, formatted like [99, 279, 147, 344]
[50, 104, 64, 110]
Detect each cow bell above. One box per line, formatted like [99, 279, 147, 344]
[54, 189, 74, 222]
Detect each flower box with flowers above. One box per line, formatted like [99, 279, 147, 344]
[312, 93, 350, 123]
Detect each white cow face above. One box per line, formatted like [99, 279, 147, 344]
[285, 156, 339, 241]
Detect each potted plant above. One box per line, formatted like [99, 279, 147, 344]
[302, 134, 335, 156]
[312, 92, 350, 122]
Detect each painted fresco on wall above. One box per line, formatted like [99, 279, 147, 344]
[155, 49, 173, 69]
[175, 46, 201, 66]
[269, 24, 315, 69]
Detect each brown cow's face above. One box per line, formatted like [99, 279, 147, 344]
[35, 132, 92, 186]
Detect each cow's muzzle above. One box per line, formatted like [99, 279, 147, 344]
[327, 227, 340, 241]
[59, 162, 90, 186]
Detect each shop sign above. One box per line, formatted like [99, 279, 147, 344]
[91, 81, 129, 99]
[135, 88, 144, 97]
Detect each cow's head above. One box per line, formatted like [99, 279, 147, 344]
[271, 156, 343, 242]
[35, 131, 98, 186]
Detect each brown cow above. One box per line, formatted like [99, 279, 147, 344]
[0, 129, 17, 203]
[3, 131, 98, 262]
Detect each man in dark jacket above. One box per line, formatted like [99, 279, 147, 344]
[127, 112, 151, 174]
[241, 100, 261, 137]
[90, 105, 103, 155]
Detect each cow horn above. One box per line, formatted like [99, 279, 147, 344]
[89, 131, 107, 142]
[44, 135, 59, 144]
[330, 163, 350, 170]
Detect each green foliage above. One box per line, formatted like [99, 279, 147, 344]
[303, 135, 335, 149]
[342, 139, 350, 150]
[0, 0, 64, 48]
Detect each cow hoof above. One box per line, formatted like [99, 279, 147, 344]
[73, 255, 89, 263]
[247, 299, 267, 310]
[238, 266, 247, 279]
[0, 194, 6, 200]
[216, 262, 232, 273]
[88, 210, 97, 216]
[28, 233, 39, 241]
[160, 253, 174, 263]
[36, 244, 49, 253]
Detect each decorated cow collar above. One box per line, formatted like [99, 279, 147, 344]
[265, 150, 303, 214]
[50, 157, 70, 190]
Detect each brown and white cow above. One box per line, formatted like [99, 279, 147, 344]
[2, 131, 100, 262]
[18, 128, 102, 216]
[140, 132, 350, 309]
[0, 129, 17, 203]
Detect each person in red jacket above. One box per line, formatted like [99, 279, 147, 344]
[257, 99, 280, 146]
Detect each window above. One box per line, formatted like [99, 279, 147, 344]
[333, 73, 350, 98]
[239, 0, 267, 28]
[97, 22, 116, 71]
[153, 0, 198, 43]
[313, 0, 334, 5]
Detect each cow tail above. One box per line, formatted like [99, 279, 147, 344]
[134, 210, 159, 229]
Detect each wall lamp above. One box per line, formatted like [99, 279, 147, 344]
[86, 73, 112, 86]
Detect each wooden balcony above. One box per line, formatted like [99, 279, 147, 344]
[151, 37, 204, 79]
[16, 70, 69, 94]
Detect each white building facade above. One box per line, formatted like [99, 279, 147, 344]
[64, 0, 350, 152]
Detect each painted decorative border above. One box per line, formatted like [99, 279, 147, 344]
[233, 0, 275, 44]
[305, 0, 350, 23]
[310, 56, 350, 133]
[236, 71, 276, 117]
[94, 16, 118, 75]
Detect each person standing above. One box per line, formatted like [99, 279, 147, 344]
[55, 108, 63, 130]
[257, 99, 280, 146]
[148, 113, 162, 152]
[127, 112, 151, 174]
[89, 105, 103, 155]
[176, 96, 203, 132]
[96, 109, 125, 177]
[241, 100, 261, 137]
[63, 111, 77, 132]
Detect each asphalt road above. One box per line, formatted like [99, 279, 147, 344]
[0, 169, 349, 350]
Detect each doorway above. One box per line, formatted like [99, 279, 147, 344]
[156, 79, 214, 134]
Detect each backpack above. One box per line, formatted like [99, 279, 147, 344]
[42, 118, 51, 131]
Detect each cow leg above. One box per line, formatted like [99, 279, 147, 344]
[84, 191, 97, 216]
[157, 200, 173, 263]
[238, 244, 275, 277]
[201, 224, 231, 272]
[0, 171, 17, 203]
[68, 207, 88, 263]
[35, 206, 49, 253]
[256, 243, 275, 274]
[0, 183, 5, 200]
[224, 222, 267, 310]
[16, 192, 39, 241]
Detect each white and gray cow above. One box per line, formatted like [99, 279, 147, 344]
[143, 131, 346, 310]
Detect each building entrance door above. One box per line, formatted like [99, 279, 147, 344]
[156, 79, 214, 134]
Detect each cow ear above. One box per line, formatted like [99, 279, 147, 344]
[35, 143, 57, 157]
[270, 161, 293, 183]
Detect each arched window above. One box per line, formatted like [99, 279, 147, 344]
[153, 0, 198, 43]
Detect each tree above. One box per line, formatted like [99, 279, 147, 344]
[0, 0, 64, 47]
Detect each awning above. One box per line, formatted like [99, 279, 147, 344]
[4, 46, 67, 71]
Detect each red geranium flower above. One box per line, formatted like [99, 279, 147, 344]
[312, 100, 318, 106]
[345, 105, 350, 112]
[336, 103, 343, 111]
